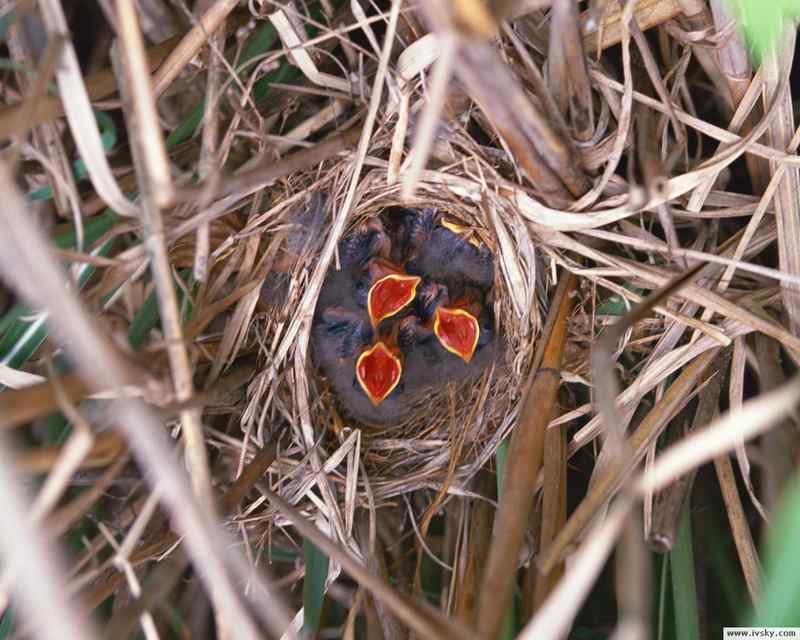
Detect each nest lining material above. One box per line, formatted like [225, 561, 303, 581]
[244, 164, 545, 510]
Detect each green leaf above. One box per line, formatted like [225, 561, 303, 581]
[127, 268, 192, 350]
[596, 285, 647, 316]
[239, 22, 280, 69]
[53, 210, 119, 249]
[496, 437, 509, 494]
[0, 239, 115, 384]
[127, 287, 161, 351]
[670, 505, 700, 640]
[726, 0, 800, 64]
[0, 607, 13, 639]
[166, 100, 205, 148]
[655, 555, 669, 640]
[493, 438, 517, 638]
[302, 537, 329, 635]
[751, 473, 800, 626]
[29, 112, 117, 201]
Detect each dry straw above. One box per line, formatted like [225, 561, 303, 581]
[4, 0, 800, 637]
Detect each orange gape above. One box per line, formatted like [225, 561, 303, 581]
[434, 306, 480, 362]
[356, 342, 402, 406]
[367, 273, 420, 327]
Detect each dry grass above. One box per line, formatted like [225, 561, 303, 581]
[1, 0, 800, 638]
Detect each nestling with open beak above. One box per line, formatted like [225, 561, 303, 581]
[417, 280, 495, 363]
[312, 305, 414, 426]
[354, 258, 421, 329]
[316, 219, 392, 315]
[399, 280, 496, 389]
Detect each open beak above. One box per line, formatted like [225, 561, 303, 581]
[367, 274, 421, 327]
[356, 341, 403, 406]
[433, 307, 480, 362]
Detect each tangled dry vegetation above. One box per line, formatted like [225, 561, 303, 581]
[1, 0, 800, 638]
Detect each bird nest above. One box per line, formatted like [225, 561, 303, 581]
[244, 159, 544, 512]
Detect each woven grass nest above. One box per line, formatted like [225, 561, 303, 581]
[245, 164, 544, 507]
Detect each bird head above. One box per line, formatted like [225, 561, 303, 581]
[341, 219, 391, 267]
[401, 210, 494, 292]
[365, 258, 421, 328]
[402, 279, 484, 364]
[415, 279, 449, 321]
[355, 340, 403, 406]
[315, 306, 373, 361]
[401, 209, 437, 269]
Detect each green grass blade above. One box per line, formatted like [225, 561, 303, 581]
[127, 268, 192, 350]
[496, 438, 509, 494]
[670, 505, 700, 640]
[656, 555, 669, 640]
[166, 100, 205, 148]
[0, 608, 13, 639]
[494, 438, 517, 637]
[239, 22, 279, 68]
[0, 239, 116, 381]
[751, 472, 800, 626]
[303, 537, 329, 635]
[725, 0, 800, 64]
[29, 111, 117, 201]
[52, 210, 118, 249]
[127, 288, 161, 351]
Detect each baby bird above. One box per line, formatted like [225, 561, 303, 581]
[416, 280, 495, 364]
[381, 207, 419, 264]
[316, 219, 392, 314]
[394, 208, 495, 291]
[399, 281, 496, 390]
[312, 305, 413, 426]
[313, 305, 373, 371]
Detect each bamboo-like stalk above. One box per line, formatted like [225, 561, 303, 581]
[547, 0, 594, 141]
[475, 272, 576, 639]
[763, 29, 800, 335]
[713, 452, 762, 602]
[755, 335, 797, 514]
[193, 0, 226, 283]
[530, 400, 567, 611]
[708, 0, 770, 192]
[615, 512, 651, 639]
[0, 429, 101, 640]
[112, 3, 212, 516]
[452, 474, 494, 625]
[151, 0, 240, 97]
[676, 0, 735, 114]
[457, 42, 590, 203]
